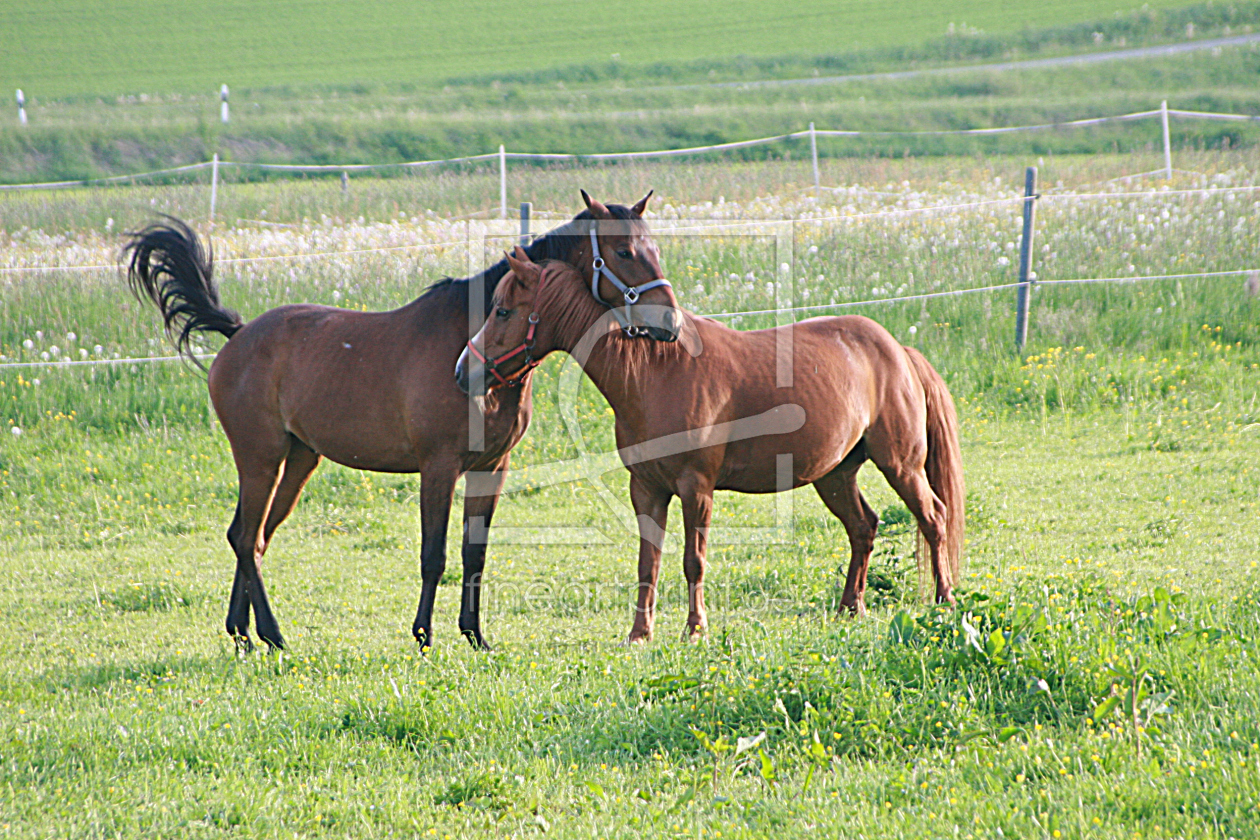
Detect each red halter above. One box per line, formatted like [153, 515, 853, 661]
[465, 311, 541, 388]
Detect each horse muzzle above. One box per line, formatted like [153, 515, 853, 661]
[454, 349, 484, 396]
[625, 304, 682, 343]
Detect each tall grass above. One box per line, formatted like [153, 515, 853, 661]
[3, 151, 1257, 437]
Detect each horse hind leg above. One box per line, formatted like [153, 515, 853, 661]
[225, 438, 320, 651]
[814, 443, 880, 616]
[225, 436, 291, 651]
[225, 502, 251, 649]
[867, 436, 954, 605]
[262, 437, 321, 546]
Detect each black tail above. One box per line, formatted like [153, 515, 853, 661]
[123, 217, 243, 368]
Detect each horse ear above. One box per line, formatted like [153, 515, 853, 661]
[506, 247, 539, 289]
[505, 248, 529, 277]
[580, 189, 611, 219]
[631, 189, 653, 216]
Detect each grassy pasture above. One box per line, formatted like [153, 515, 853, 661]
[2, 152, 1260, 837]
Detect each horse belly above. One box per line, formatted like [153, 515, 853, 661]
[713, 399, 860, 493]
[298, 417, 421, 472]
[283, 380, 424, 472]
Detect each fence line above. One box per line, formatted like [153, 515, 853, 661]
[654, 197, 1026, 234]
[3, 267, 1251, 371]
[0, 236, 476, 275]
[1167, 108, 1260, 122]
[1041, 184, 1260, 201]
[4, 178, 1256, 277]
[703, 267, 1258, 320]
[2, 103, 1258, 192]
[236, 153, 500, 173]
[0, 162, 213, 192]
[809, 109, 1161, 138]
[0, 353, 212, 370]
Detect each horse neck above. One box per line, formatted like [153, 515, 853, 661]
[546, 287, 660, 420]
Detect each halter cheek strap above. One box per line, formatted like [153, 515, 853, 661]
[589, 227, 671, 334]
[465, 313, 540, 388]
[465, 265, 554, 389]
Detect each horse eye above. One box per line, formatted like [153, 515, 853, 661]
[496, 307, 510, 319]
[616, 249, 631, 260]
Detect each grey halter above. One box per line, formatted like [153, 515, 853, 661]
[589, 227, 671, 334]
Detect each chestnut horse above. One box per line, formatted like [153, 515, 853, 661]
[123, 192, 670, 652]
[456, 251, 964, 642]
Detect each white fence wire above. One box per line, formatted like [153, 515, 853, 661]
[1, 102, 1256, 191]
[3, 265, 1254, 371]
[3, 100, 1257, 372]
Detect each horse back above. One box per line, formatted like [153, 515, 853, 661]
[207, 297, 521, 473]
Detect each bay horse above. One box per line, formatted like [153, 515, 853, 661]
[122, 191, 671, 652]
[456, 250, 964, 642]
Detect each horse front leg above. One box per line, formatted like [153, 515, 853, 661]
[411, 465, 459, 652]
[458, 457, 510, 651]
[679, 476, 715, 641]
[628, 475, 671, 644]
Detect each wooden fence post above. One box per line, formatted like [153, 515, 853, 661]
[519, 201, 532, 247]
[220, 85, 230, 124]
[1160, 99, 1172, 179]
[1014, 166, 1038, 351]
[809, 122, 820, 193]
[499, 145, 507, 219]
[209, 153, 220, 226]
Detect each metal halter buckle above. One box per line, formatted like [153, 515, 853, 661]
[587, 225, 671, 336]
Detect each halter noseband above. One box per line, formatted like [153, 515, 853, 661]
[466, 311, 540, 389]
[465, 265, 555, 390]
[588, 227, 671, 335]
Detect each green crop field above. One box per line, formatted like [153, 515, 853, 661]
[0, 0, 1212, 97]
[3, 2, 1260, 183]
[2, 149, 1260, 837]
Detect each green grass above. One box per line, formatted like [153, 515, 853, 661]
[4, 2, 1260, 182]
[2, 154, 1260, 837]
[1, 0, 1212, 98]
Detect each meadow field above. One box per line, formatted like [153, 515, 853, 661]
[0, 0, 1220, 97]
[4, 2, 1260, 182]
[1, 149, 1259, 838]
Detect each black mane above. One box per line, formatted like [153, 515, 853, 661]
[422, 203, 646, 316]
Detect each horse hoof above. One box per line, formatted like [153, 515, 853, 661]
[259, 632, 286, 652]
[461, 629, 492, 652]
[683, 626, 708, 643]
[415, 630, 434, 654]
[232, 634, 255, 655]
[839, 601, 867, 618]
[626, 631, 652, 645]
